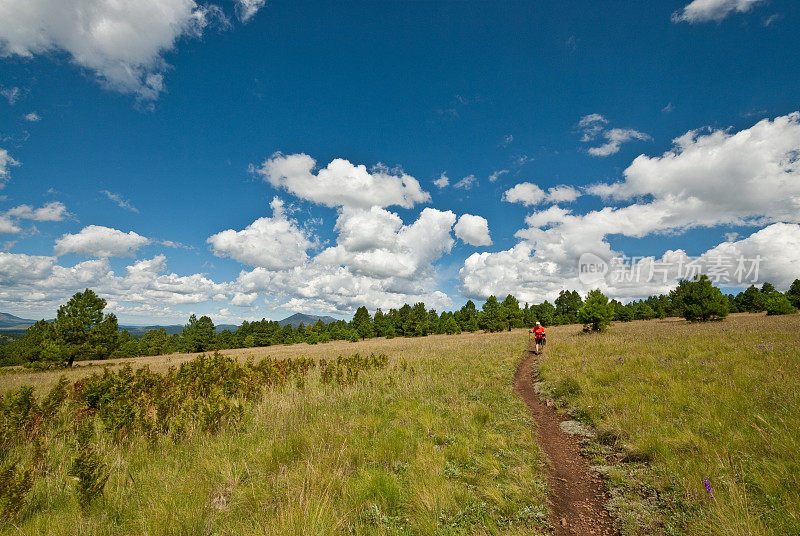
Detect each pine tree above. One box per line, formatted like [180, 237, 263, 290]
[373, 308, 388, 337]
[352, 306, 374, 339]
[555, 290, 583, 324]
[500, 294, 523, 331]
[534, 301, 556, 325]
[52, 289, 119, 366]
[634, 302, 656, 320]
[578, 289, 614, 332]
[409, 303, 429, 336]
[480, 296, 504, 332]
[679, 275, 729, 321]
[734, 285, 767, 313]
[457, 300, 480, 332]
[182, 314, 216, 352]
[787, 279, 800, 308]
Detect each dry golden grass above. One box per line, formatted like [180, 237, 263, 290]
[1, 330, 522, 394]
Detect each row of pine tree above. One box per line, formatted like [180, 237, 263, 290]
[1, 278, 798, 367]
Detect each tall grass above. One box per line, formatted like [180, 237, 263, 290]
[537, 313, 800, 535]
[1, 331, 549, 535]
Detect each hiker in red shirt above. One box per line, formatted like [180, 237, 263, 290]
[530, 321, 546, 355]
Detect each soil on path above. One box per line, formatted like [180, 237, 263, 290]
[514, 348, 618, 536]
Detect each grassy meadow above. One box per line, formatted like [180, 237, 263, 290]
[2, 313, 799, 535]
[536, 313, 800, 535]
[0, 331, 550, 536]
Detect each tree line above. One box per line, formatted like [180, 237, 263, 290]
[1, 277, 798, 367]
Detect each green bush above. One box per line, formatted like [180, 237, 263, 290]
[0, 460, 34, 520]
[1, 387, 38, 446]
[765, 293, 797, 315]
[69, 421, 109, 512]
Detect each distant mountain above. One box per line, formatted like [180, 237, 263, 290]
[120, 324, 240, 336]
[277, 313, 338, 328]
[119, 324, 183, 336]
[0, 313, 36, 332]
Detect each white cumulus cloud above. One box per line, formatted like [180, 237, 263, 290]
[317, 207, 456, 281]
[0, 217, 21, 235]
[503, 183, 546, 206]
[230, 207, 459, 314]
[454, 214, 492, 247]
[588, 128, 651, 157]
[546, 185, 581, 203]
[462, 112, 800, 302]
[207, 197, 314, 270]
[230, 292, 258, 306]
[54, 225, 150, 258]
[0, 0, 265, 100]
[254, 153, 431, 209]
[0, 252, 230, 318]
[503, 182, 580, 206]
[589, 112, 800, 228]
[700, 223, 800, 289]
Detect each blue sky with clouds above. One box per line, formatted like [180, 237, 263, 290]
[1, 0, 799, 324]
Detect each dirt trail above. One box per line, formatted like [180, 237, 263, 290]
[514, 348, 618, 536]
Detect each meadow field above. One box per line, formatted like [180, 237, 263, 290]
[1, 313, 798, 535]
[0, 331, 550, 536]
[536, 313, 800, 535]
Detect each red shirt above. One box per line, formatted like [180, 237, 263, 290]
[533, 326, 546, 338]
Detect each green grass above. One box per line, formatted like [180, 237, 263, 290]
[537, 313, 800, 535]
[1, 331, 550, 535]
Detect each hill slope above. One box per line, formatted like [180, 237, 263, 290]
[276, 312, 338, 328]
[0, 313, 36, 331]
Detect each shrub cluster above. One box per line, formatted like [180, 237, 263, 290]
[0, 351, 384, 523]
[72, 353, 316, 442]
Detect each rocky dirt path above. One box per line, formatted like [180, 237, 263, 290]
[514, 349, 618, 536]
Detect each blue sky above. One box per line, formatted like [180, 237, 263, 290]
[1, 0, 799, 324]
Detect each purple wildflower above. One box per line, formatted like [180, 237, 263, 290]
[703, 478, 715, 500]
